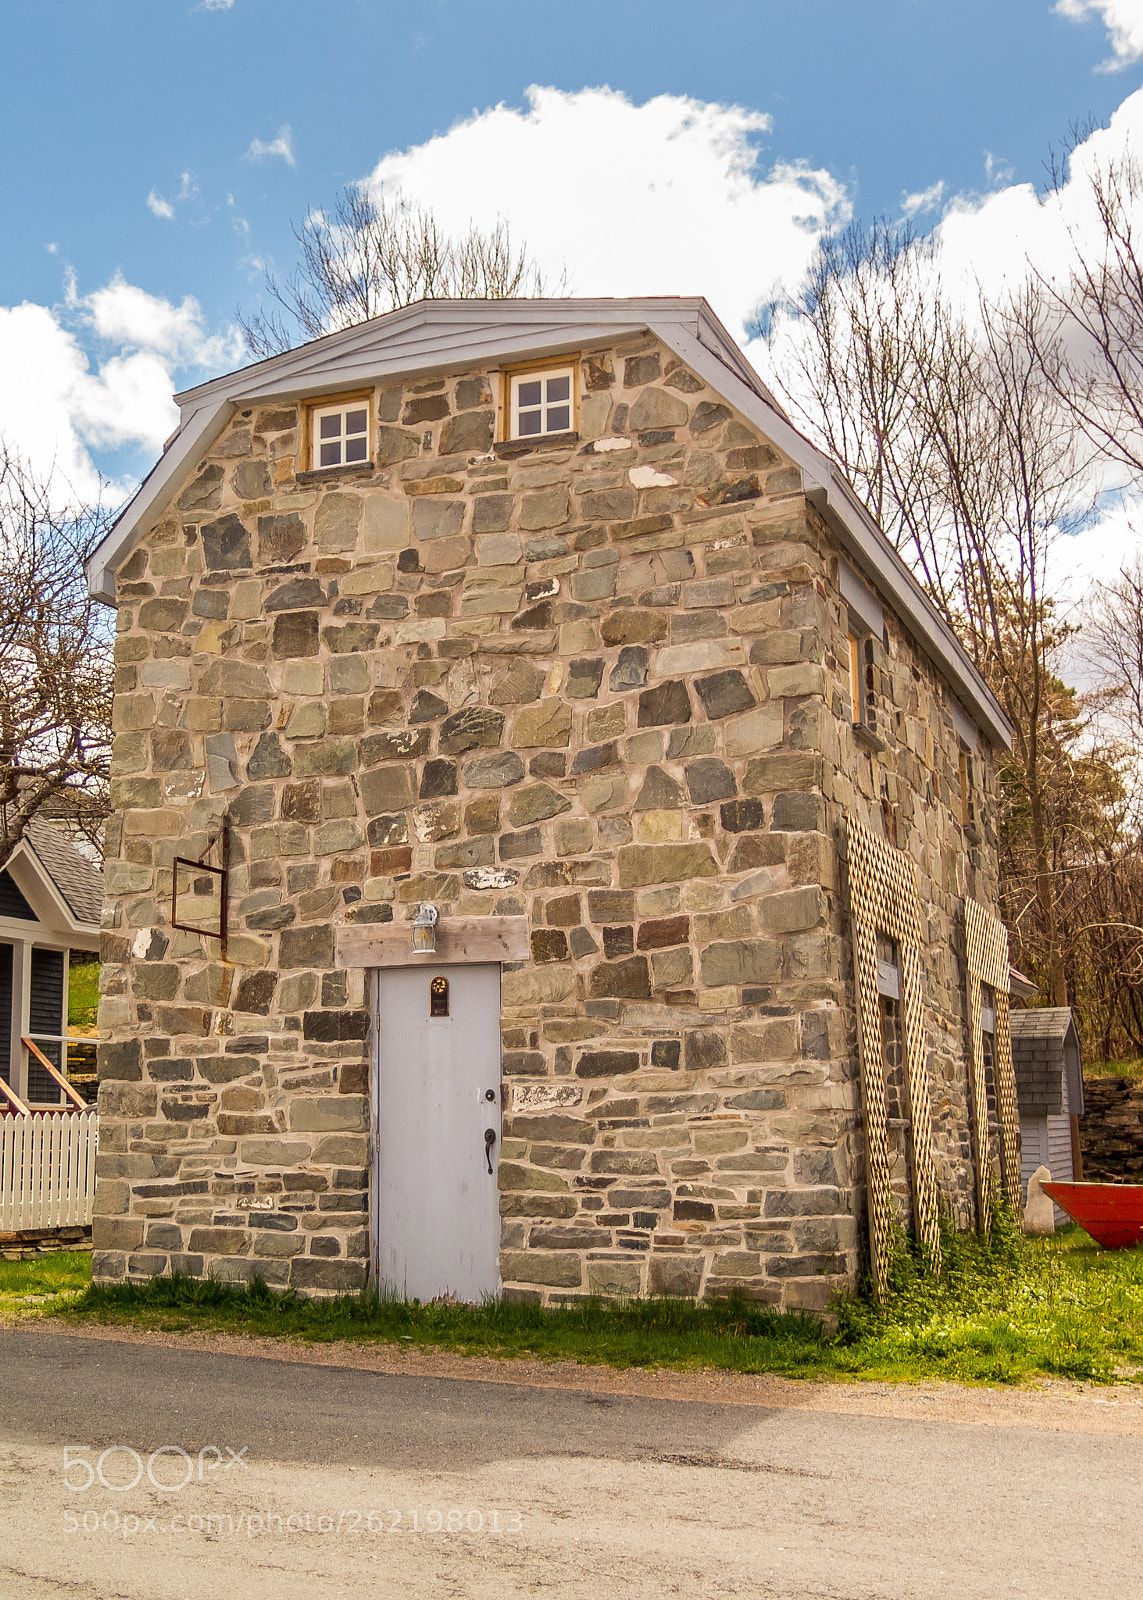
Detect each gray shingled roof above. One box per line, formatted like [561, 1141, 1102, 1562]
[25, 819, 104, 928]
[1010, 1007, 1082, 1117]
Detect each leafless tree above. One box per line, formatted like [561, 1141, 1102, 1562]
[0, 446, 113, 869]
[1084, 557, 1143, 743]
[1032, 150, 1143, 482]
[769, 224, 1092, 1006]
[240, 187, 551, 358]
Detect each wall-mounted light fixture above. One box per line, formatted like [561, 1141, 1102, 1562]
[411, 902, 439, 954]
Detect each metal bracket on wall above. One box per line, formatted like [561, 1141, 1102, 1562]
[171, 815, 229, 959]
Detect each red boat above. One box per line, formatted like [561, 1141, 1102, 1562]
[1041, 1182, 1143, 1250]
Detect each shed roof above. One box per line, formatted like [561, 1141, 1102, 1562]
[85, 295, 1012, 751]
[1010, 1007, 1084, 1118]
[24, 820, 104, 928]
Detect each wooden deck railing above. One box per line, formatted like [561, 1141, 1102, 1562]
[0, 1078, 31, 1116]
[21, 1037, 89, 1112]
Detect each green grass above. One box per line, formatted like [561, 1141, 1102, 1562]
[1085, 1058, 1143, 1084]
[21, 1221, 1143, 1386]
[0, 1249, 92, 1307]
[67, 957, 100, 1032]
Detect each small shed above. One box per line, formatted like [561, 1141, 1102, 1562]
[1010, 1007, 1084, 1220]
[0, 820, 102, 1108]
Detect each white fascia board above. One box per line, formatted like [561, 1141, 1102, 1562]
[172, 298, 713, 409]
[807, 471, 1011, 752]
[86, 400, 235, 602]
[4, 844, 100, 941]
[204, 322, 648, 407]
[656, 326, 1012, 752]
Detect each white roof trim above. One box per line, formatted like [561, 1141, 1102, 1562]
[86, 295, 1011, 750]
[4, 840, 100, 941]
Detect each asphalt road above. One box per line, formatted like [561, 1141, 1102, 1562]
[1, 1328, 1140, 1599]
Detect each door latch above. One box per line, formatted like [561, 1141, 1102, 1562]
[483, 1127, 497, 1175]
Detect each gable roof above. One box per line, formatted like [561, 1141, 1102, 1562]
[25, 820, 104, 927]
[1010, 1007, 1084, 1118]
[86, 295, 1011, 750]
[2, 819, 103, 937]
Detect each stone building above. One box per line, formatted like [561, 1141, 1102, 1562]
[86, 297, 1016, 1308]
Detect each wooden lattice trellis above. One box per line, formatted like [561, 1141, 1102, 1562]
[964, 896, 1021, 1227]
[846, 817, 942, 1293]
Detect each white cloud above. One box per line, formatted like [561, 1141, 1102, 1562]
[363, 85, 850, 340]
[926, 89, 1143, 311]
[761, 86, 1143, 640]
[146, 189, 175, 220]
[1056, 0, 1143, 68]
[199, 0, 237, 10]
[901, 180, 946, 219]
[247, 125, 295, 166]
[0, 277, 242, 505]
[78, 274, 239, 368]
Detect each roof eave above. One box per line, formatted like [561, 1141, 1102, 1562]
[5, 839, 101, 939]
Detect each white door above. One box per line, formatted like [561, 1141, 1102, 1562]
[373, 963, 502, 1303]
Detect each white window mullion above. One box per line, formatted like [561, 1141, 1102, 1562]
[311, 400, 371, 470]
[509, 367, 574, 441]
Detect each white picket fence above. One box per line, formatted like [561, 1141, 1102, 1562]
[0, 1111, 98, 1231]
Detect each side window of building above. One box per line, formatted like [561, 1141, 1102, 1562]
[876, 931, 911, 1222]
[952, 703, 981, 840]
[840, 560, 885, 738]
[848, 631, 881, 733]
[979, 980, 998, 1132]
[959, 747, 978, 832]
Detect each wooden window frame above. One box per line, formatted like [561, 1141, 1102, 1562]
[303, 390, 374, 472]
[848, 630, 878, 733]
[848, 632, 862, 724]
[876, 931, 901, 1001]
[499, 357, 579, 443]
[958, 747, 976, 830]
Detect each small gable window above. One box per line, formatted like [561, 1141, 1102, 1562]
[309, 396, 371, 469]
[507, 365, 575, 440]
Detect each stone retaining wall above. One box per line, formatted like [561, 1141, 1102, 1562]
[1079, 1077, 1143, 1182]
[1, 1225, 92, 1262]
[94, 331, 1002, 1305]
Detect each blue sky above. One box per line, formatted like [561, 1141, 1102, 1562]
[3, 0, 1143, 502]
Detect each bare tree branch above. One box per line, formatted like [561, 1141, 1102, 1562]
[768, 223, 1093, 1007]
[239, 187, 554, 358]
[0, 445, 113, 869]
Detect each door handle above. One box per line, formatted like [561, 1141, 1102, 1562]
[484, 1127, 497, 1174]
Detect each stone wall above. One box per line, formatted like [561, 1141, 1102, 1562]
[818, 554, 1002, 1230]
[1080, 1077, 1143, 1182]
[94, 330, 1001, 1305]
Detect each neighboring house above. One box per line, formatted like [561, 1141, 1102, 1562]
[1011, 1006, 1084, 1223]
[0, 820, 102, 1105]
[85, 296, 1019, 1306]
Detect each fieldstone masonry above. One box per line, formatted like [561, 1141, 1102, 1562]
[95, 330, 1001, 1308]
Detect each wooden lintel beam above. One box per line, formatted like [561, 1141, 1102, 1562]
[336, 916, 530, 969]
